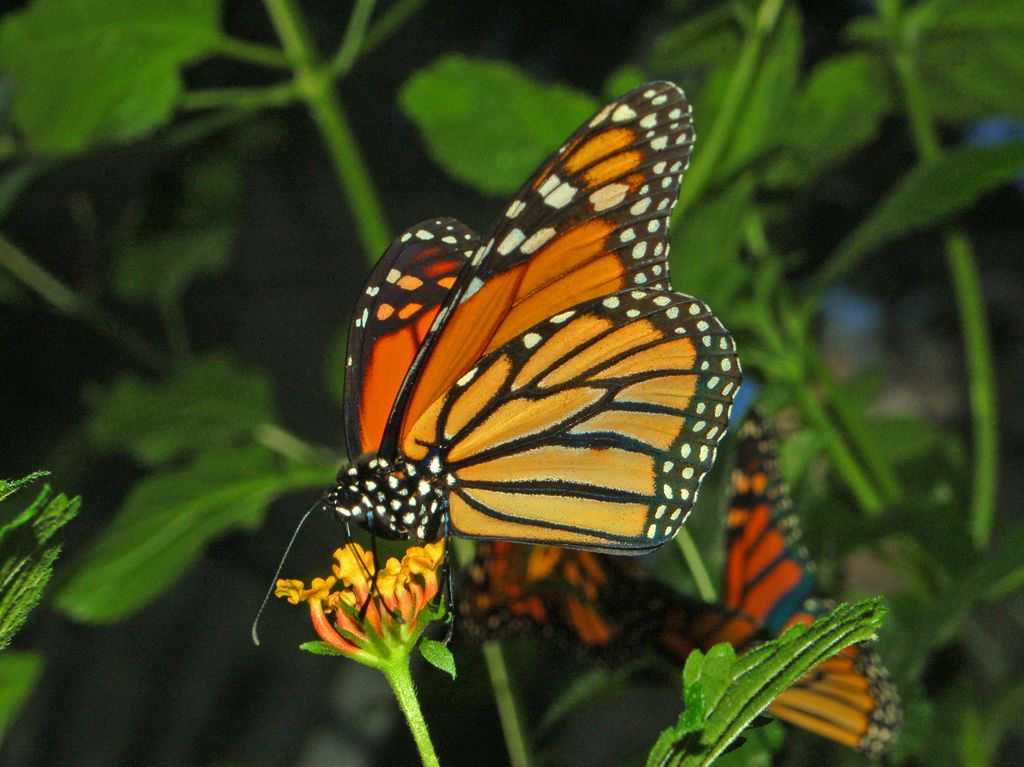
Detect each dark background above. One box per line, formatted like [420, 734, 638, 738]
[2, 1, 1023, 765]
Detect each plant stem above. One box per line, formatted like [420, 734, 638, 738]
[482, 641, 532, 767]
[328, 0, 378, 78]
[794, 383, 883, 515]
[806, 349, 902, 501]
[673, 0, 785, 219]
[0, 235, 167, 372]
[882, 1, 998, 548]
[263, 0, 392, 262]
[675, 529, 717, 602]
[215, 36, 293, 69]
[344, 0, 427, 71]
[382, 660, 441, 767]
[179, 83, 300, 112]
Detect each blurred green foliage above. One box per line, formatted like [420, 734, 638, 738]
[1, 0, 1022, 764]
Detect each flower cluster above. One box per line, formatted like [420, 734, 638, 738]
[276, 540, 445, 667]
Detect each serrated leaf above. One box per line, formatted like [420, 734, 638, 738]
[0, 479, 80, 649]
[401, 55, 598, 196]
[112, 157, 240, 308]
[821, 143, 1024, 288]
[0, 471, 49, 506]
[650, 599, 887, 767]
[418, 638, 456, 679]
[0, 651, 44, 741]
[299, 641, 347, 656]
[767, 51, 893, 187]
[0, 0, 222, 154]
[55, 446, 332, 623]
[86, 355, 276, 466]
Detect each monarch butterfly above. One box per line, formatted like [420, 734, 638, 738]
[325, 81, 741, 552]
[460, 411, 902, 757]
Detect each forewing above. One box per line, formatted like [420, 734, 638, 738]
[343, 218, 478, 458]
[405, 288, 740, 551]
[395, 82, 696, 447]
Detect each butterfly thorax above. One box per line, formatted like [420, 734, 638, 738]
[325, 455, 451, 542]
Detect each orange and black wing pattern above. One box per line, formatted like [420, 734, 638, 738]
[461, 540, 719, 659]
[343, 218, 477, 458]
[384, 82, 701, 455]
[719, 412, 901, 756]
[724, 411, 815, 634]
[458, 411, 901, 755]
[408, 289, 740, 552]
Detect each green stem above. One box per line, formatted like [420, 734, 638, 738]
[0, 235, 167, 372]
[482, 641, 532, 767]
[179, 83, 300, 112]
[263, 0, 392, 262]
[252, 422, 338, 466]
[344, 0, 428, 71]
[881, 0, 998, 548]
[214, 35, 293, 69]
[673, 0, 785, 219]
[675, 529, 717, 602]
[794, 383, 883, 515]
[806, 349, 902, 501]
[328, 0, 378, 78]
[382, 660, 442, 767]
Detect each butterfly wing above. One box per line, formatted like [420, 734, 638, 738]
[461, 541, 714, 658]
[406, 288, 740, 551]
[343, 218, 478, 458]
[723, 411, 815, 634]
[722, 412, 901, 754]
[768, 601, 902, 756]
[383, 82, 698, 456]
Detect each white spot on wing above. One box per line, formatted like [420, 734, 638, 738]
[521, 227, 557, 254]
[589, 183, 629, 211]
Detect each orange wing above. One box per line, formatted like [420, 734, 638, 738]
[382, 82, 696, 455]
[408, 289, 740, 551]
[343, 218, 477, 458]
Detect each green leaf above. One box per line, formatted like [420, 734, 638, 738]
[0, 477, 80, 649]
[670, 176, 755, 314]
[0, 471, 49, 505]
[819, 143, 1024, 290]
[55, 446, 332, 623]
[299, 641, 347, 656]
[87, 355, 276, 466]
[0, 0, 222, 154]
[909, 0, 1024, 122]
[649, 599, 887, 767]
[0, 651, 44, 741]
[418, 638, 456, 679]
[112, 157, 240, 308]
[767, 51, 894, 187]
[647, 5, 742, 75]
[716, 6, 803, 181]
[401, 55, 598, 196]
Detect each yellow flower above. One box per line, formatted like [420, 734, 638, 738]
[275, 541, 446, 666]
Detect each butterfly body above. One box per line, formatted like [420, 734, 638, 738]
[327, 455, 450, 541]
[329, 81, 741, 551]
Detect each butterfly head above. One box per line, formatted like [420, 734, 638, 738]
[324, 455, 449, 543]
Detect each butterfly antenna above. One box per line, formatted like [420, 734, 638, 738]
[251, 499, 321, 646]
